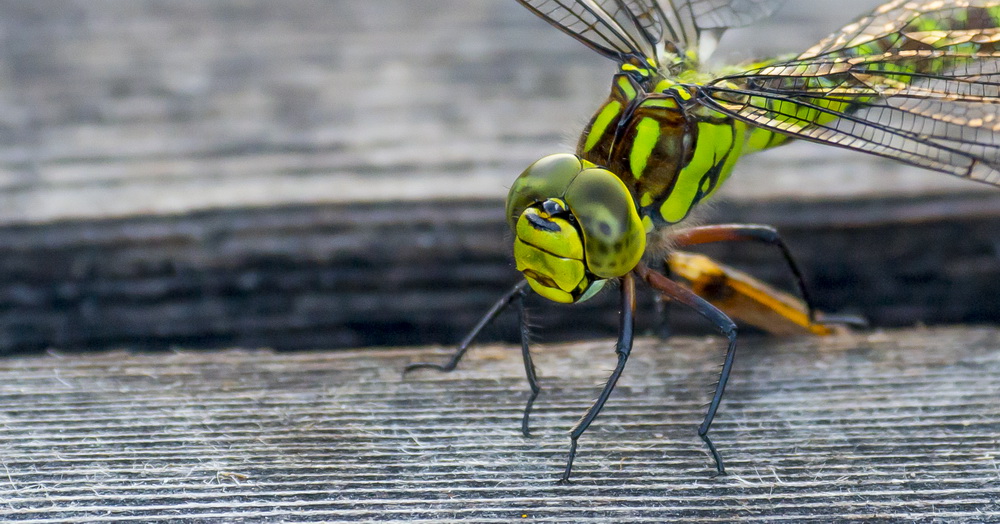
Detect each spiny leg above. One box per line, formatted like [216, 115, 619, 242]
[517, 287, 541, 437]
[636, 263, 737, 476]
[559, 272, 636, 484]
[403, 279, 542, 436]
[403, 280, 529, 374]
[653, 257, 673, 339]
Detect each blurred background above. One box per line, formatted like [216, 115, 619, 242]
[0, 0, 996, 354]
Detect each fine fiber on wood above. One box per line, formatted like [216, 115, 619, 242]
[0, 326, 998, 522]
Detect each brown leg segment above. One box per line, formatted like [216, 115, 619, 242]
[672, 224, 819, 322]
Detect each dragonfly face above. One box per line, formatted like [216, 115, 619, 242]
[506, 153, 646, 303]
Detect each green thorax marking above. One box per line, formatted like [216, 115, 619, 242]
[577, 70, 785, 230]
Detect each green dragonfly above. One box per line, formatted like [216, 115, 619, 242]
[407, 0, 1000, 481]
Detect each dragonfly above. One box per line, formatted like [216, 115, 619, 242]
[406, 0, 1000, 482]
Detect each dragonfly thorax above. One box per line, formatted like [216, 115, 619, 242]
[578, 72, 751, 229]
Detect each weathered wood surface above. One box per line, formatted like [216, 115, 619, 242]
[0, 0, 997, 355]
[0, 326, 998, 522]
[0, 0, 972, 226]
[2, 0, 986, 225]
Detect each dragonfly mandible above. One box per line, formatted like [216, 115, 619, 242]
[406, 0, 1000, 482]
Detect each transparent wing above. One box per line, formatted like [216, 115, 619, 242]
[673, 0, 784, 61]
[682, 0, 783, 30]
[516, 0, 784, 66]
[515, 0, 667, 63]
[700, 1, 1000, 185]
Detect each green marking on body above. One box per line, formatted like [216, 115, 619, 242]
[660, 121, 731, 223]
[669, 85, 692, 101]
[912, 14, 945, 33]
[640, 98, 679, 109]
[762, 94, 851, 135]
[953, 8, 968, 26]
[641, 215, 654, 233]
[855, 41, 881, 57]
[621, 63, 651, 77]
[654, 79, 676, 93]
[704, 121, 746, 199]
[877, 58, 913, 86]
[746, 127, 782, 153]
[949, 41, 979, 56]
[616, 76, 637, 100]
[584, 101, 622, 153]
[630, 118, 660, 180]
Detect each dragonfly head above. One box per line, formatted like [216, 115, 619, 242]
[506, 153, 646, 303]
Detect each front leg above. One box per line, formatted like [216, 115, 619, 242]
[404, 280, 529, 374]
[403, 279, 542, 436]
[559, 272, 637, 483]
[516, 286, 541, 437]
[636, 263, 737, 476]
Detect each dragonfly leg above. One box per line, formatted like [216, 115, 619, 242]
[516, 288, 541, 437]
[652, 258, 673, 340]
[672, 224, 822, 322]
[403, 280, 529, 374]
[673, 224, 866, 327]
[636, 263, 737, 476]
[559, 272, 636, 484]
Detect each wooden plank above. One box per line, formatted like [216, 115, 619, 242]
[0, 1, 996, 355]
[0, 326, 998, 521]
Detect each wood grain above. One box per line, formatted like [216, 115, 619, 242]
[0, 327, 998, 521]
[1, 2, 998, 521]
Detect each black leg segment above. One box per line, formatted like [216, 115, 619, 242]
[403, 280, 529, 375]
[559, 272, 637, 483]
[517, 289, 541, 437]
[637, 263, 737, 476]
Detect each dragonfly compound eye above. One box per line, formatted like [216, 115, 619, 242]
[506, 153, 590, 231]
[565, 168, 646, 280]
[506, 154, 646, 303]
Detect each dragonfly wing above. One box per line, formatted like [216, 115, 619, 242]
[700, 1, 1000, 185]
[515, 1, 785, 67]
[515, 0, 666, 62]
[662, 0, 784, 61]
[800, 0, 998, 60]
[679, 0, 784, 29]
